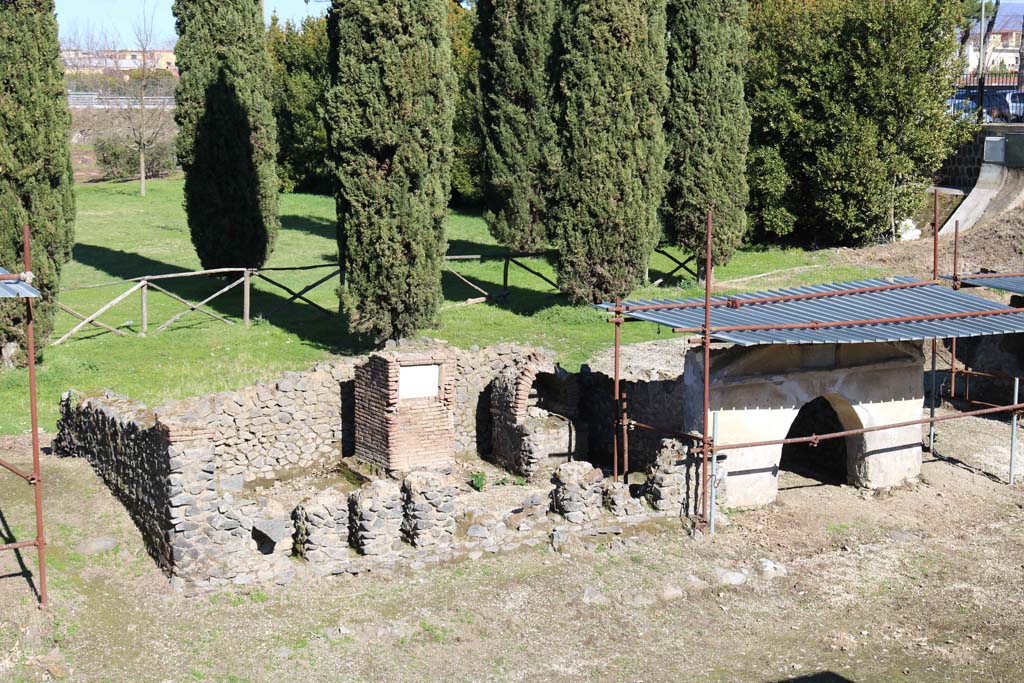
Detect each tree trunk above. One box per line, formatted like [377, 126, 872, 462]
[139, 147, 146, 197]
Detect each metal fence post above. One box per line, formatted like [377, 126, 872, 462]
[710, 412, 719, 535]
[1011, 378, 1019, 486]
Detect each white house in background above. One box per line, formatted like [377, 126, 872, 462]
[966, 30, 1023, 72]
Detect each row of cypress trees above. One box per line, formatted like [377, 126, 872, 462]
[478, 0, 750, 303]
[324, 0, 750, 338]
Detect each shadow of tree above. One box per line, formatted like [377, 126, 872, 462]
[770, 674, 856, 683]
[0, 507, 39, 602]
[185, 68, 273, 268]
[71, 243, 362, 354]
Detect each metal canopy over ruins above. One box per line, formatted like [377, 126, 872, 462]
[596, 277, 1024, 346]
[0, 267, 39, 298]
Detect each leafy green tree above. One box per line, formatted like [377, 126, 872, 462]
[267, 15, 332, 194]
[747, 0, 973, 245]
[0, 0, 75, 360]
[448, 0, 485, 208]
[663, 0, 749, 266]
[475, 0, 560, 252]
[326, 0, 455, 341]
[173, 0, 280, 268]
[553, 0, 668, 303]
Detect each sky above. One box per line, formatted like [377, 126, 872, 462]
[54, 0, 326, 48]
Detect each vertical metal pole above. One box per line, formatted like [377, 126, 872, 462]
[951, 220, 960, 398]
[1011, 378, 1019, 485]
[613, 300, 621, 483]
[701, 209, 713, 526]
[243, 269, 251, 327]
[929, 191, 939, 452]
[621, 393, 629, 483]
[23, 225, 46, 608]
[710, 412, 719, 535]
[140, 281, 148, 334]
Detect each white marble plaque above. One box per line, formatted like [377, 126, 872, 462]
[398, 364, 440, 399]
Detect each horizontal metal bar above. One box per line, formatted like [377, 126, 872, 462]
[955, 271, 1024, 280]
[671, 306, 1020, 335]
[713, 400, 1024, 452]
[617, 279, 938, 314]
[0, 457, 33, 481]
[0, 539, 37, 552]
[629, 420, 701, 443]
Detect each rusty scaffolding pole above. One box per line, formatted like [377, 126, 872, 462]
[0, 225, 47, 607]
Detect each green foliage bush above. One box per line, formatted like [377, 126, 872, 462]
[326, 0, 455, 342]
[173, 0, 280, 269]
[0, 0, 76, 357]
[747, 0, 974, 246]
[95, 137, 176, 181]
[553, 0, 669, 303]
[267, 15, 332, 195]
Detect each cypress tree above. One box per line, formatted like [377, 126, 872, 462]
[663, 0, 750, 266]
[326, 0, 455, 342]
[553, 0, 668, 304]
[173, 0, 280, 269]
[476, 0, 560, 252]
[0, 0, 75, 360]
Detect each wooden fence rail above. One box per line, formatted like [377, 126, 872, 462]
[53, 264, 337, 346]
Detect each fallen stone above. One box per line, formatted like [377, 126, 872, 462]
[758, 558, 788, 580]
[714, 568, 747, 586]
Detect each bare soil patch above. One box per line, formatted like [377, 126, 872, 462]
[0, 424, 1022, 683]
[837, 207, 1024, 282]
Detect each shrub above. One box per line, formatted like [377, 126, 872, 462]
[95, 137, 177, 181]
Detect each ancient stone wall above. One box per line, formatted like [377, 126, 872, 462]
[579, 340, 687, 472]
[160, 361, 358, 488]
[53, 392, 177, 572]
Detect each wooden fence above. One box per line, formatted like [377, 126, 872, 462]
[55, 264, 339, 346]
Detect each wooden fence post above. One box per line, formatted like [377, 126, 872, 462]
[243, 269, 251, 327]
[141, 280, 148, 335]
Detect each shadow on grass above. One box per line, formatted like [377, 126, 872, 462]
[71, 243, 364, 354]
[769, 674, 856, 683]
[0, 507, 40, 603]
[280, 213, 335, 240]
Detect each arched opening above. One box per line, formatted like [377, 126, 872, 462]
[779, 396, 858, 486]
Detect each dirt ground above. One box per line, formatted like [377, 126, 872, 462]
[0, 410, 1022, 683]
[837, 204, 1024, 281]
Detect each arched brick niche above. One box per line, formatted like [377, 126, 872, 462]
[683, 342, 925, 508]
[491, 356, 587, 479]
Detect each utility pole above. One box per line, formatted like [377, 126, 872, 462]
[979, 0, 987, 121]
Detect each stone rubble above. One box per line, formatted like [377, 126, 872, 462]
[550, 461, 604, 524]
[401, 470, 458, 548]
[646, 439, 689, 513]
[293, 488, 351, 565]
[603, 482, 645, 517]
[348, 481, 403, 556]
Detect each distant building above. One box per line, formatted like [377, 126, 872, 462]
[62, 48, 178, 78]
[966, 30, 1024, 73]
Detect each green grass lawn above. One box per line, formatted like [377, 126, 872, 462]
[0, 177, 880, 433]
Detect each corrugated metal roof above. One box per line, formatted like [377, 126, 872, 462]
[955, 274, 1024, 296]
[596, 277, 1024, 346]
[0, 268, 40, 299]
